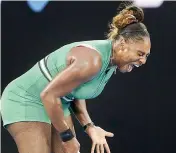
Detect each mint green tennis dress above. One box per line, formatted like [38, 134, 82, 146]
[1, 40, 117, 127]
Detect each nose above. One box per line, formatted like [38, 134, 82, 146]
[139, 57, 147, 65]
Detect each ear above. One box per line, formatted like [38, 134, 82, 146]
[119, 37, 126, 51]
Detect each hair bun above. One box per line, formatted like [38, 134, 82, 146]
[126, 6, 144, 23]
[107, 2, 145, 40]
[112, 2, 144, 29]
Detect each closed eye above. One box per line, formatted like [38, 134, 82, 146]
[137, 50, 145, 57]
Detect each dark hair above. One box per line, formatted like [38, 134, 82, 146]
[107, 2, 150, 42]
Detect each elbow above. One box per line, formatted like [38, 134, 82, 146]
[40, 91, 52, 103]
[40, 91, 47, 100]
[40, 90, 62, 106]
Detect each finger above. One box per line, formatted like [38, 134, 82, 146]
[100, 144, 104, 153]
[96, 144, 100, 153]
[91, 143, 96, 153]
[105, 132, 114, 137]
[104, 143, 111, 153]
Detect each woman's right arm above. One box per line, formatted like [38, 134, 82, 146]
[40, 46, 102, 134]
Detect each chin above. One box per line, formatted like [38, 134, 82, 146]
[119, 65, 132, 73]
[119, 69, 128, 73]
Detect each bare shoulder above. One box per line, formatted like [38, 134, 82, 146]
[66, 46, 102, 76]
[40, 46, 103, 97]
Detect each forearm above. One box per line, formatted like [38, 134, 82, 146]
[70, 99, 93, 126]
[41, 94, 69, 132]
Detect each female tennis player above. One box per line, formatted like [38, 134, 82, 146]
[1, 3, 151, 153]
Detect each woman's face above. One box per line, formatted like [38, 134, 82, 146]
[114, 37, 151, 73]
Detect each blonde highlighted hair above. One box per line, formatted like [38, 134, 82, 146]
[107, 2, 149, 41]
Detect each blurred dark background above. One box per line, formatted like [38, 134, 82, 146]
[1, 1, 176, 153]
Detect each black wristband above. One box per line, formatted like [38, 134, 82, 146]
[83, 122, 95, 131]
[59, 128, 74, 142]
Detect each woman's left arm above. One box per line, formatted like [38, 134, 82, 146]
[70, 99, 114, 153]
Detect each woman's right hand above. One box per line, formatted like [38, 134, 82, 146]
[62, 137, 80, 153]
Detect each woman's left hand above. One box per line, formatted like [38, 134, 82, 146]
[86, 126, 114, 153]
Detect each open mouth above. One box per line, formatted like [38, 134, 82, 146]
[134, 64, 140, 68]
[127, 64, 140, 72]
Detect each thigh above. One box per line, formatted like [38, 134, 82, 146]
[51, 115, 75, 153]
[7, 121, 51, 153]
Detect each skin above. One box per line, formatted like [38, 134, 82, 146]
[51, 116, 76, 153]
[71, 99, 114, 153]
[40, 46, 102, 153]
[70, 37, 151, 153]
[41, 36, 151, 153]
[7, 116, 75, 153]
[112, 36, 151, 73]
[7, 36, 151, 153]
[7, 46, 102, 153]
[7, 122, 51, 153]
